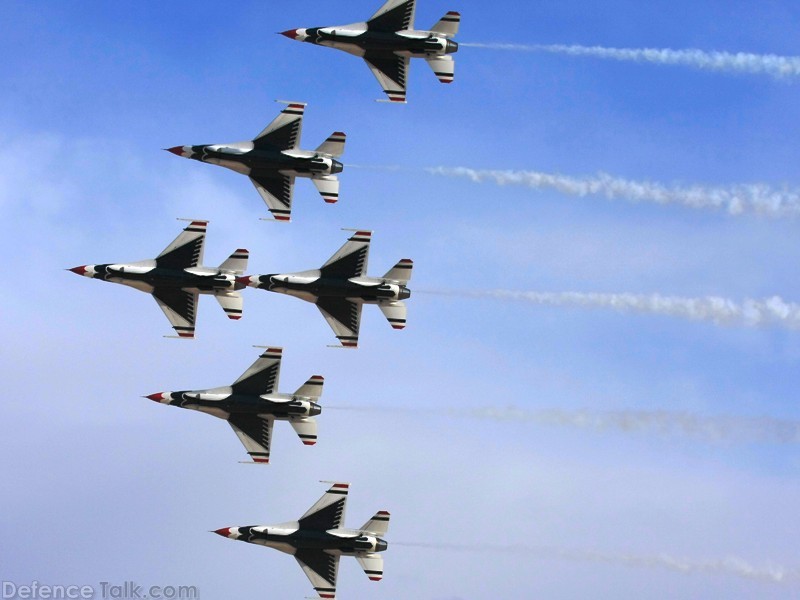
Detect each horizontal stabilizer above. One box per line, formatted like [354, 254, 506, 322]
[214, 291, 243, 320]
[430, 11, 460, 37]
[311, 176, 340, 204]
[290, 417, 318, 446]
[218, 249, 249, 274]
[382, 258, 413, 284]
[316, 132, 346, 158]
[378, 300, 406, 330]
[426, 55, 454, 84]
[360, 510, 390, 536]
[295, 375, 324, 399]
[355, 553, 385, 582]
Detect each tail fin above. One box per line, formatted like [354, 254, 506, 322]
[360, 510, 390, 536]
[295, 375, 324, 399]
[214, 291, 243, 320]
[356, 553, 385, 582]
[316, 132, 346, 157]
[378, 300, 406, 330]
[219, 249, 249, 274]
[430, 11, 460, 37]
[383, 258, 413, 284]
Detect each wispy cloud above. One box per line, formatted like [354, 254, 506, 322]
[419, 289, 800, 329]
[425, 166, 800, 217]
[394, 542, 800, 584]
[329, 405, 800, 445]
[461, 42, 800, 79]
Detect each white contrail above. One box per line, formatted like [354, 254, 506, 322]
[419, 289, 800, 330]
[394, 542, 799, 584]
[328, 405, 800, 445]
[425, 166, 800, 217]
[461, 42, 800, 79]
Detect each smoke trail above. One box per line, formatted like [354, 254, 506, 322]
[419, 289, 800, 330]
[425, 166, 800, 217]
[393, 542, 800, 584]
[328, 405, 800, 445]
[461, 42, 800, 79]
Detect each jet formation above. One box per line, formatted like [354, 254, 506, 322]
[147, 346, 323, 463]
[69, 220, 247, 339]
[239, 229, 412, 348]
[166, 102, 345, 222]
[280, 0, 460, 103]
[214, 482, 389, 600]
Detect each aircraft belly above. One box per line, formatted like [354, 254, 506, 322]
[208, 158, 252, 175]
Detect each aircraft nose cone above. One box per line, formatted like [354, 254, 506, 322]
[213, 527, 232, 538]
[280, 29, 299, 39]
[165, 146, 185, 156]
[68, 265, 87, 275]
[145, 392, 166, 403]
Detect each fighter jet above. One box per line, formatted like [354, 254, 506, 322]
[239, 230, 412, 348]
[146, 346, 322, 463]
[165, 102, 345, 222]
[214, 481, 389, 599]
[69, 220, 246, 339]
[280, 0, 460, 103]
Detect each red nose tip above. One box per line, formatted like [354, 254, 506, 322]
[213, 528, 232, 537]
[165, 146, 184, 156]
[145, 393, 165, 402]
[280, 29, 299, 39]
[69, 265, 87, 275]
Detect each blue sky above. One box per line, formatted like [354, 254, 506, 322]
[4, 1, 800, 598]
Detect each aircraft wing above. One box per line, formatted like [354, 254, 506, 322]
[252, 102, 305, 150]
[363, 52, 409, 103]
[228, 414, 274, 464]
[231, 346, 282, 395]
[250, 174, 295, 222]
[316, 297, 362, 348]
[156, 220, 207, 269]
[299, 482, 349, 530]
[294, 550, 340, 600]
[368, 0, 416, 32]
[321, 230, 371, 278]
[152, 287, 198, 338]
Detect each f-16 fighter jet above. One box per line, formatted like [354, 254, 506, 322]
[280, 0, 460, 103]
[239, 230, 412, 348]
[146, 346, 322, 463]
[69, 220, 247, 339]
[166, 102, 345, 222]
[214, 482, 389, 599]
